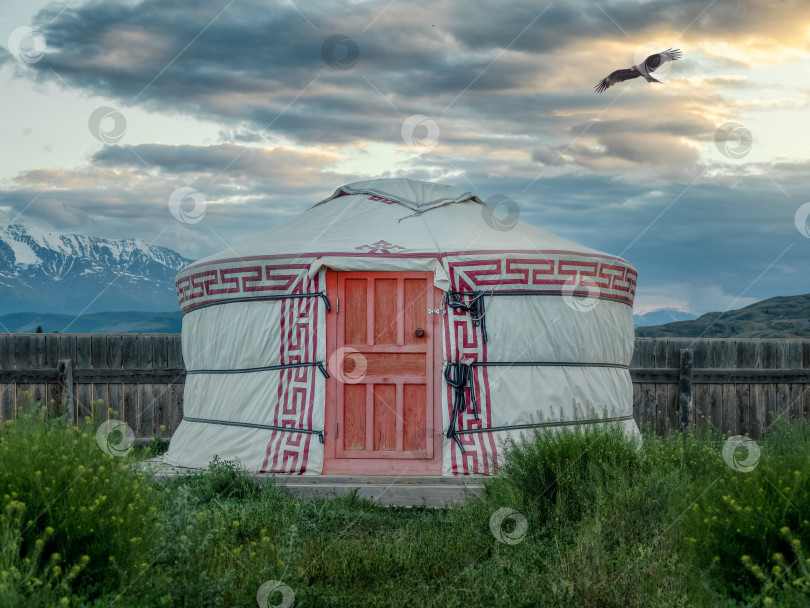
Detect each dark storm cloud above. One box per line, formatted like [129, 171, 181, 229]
[447, 0, 810, 52]
[3, 0, 805, 147]
[0, 143, 350, 258]
[3, 0, 802, 168]
[2, 0, 809, 314]
[4, 0, 535, 148]
[14, 0, 511, 126]
[91, 143, 338, 179]
[2, 143, 808, 306]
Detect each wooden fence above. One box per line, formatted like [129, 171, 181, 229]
[632, 338, 809, 437]
[0, 334, 808, 439]
[0, 334, 184, 439]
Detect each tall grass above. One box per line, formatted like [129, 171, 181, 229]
[0, 403, 160, 607]
[1, 404, 808, 607]
[681, 419, 810, 605]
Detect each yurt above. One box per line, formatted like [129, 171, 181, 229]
[164, 178, 638, 476]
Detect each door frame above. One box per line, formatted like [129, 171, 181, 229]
[322, 269, 444, 475]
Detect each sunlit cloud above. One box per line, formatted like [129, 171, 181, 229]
[0, 0, 808, 314]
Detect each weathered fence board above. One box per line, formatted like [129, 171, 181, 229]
[152, 335, 169, 436]
[14, 335, 32, 411]
[167, 337, 184, 435]
[1, 335, 809, 439]
[75, 335, 92, 423]
[58, 335, 77, 420]
[138, 335, 154, 438]
[0, 334, 185, 438]
[31, 334, 46, 409]
[0, 336, 13, 421]
[121, 335, 139, 434]
[108, 335, 123, 422]
[678, 348, 693, 431]
[91, 335, 108, 420]
[45, 335, 60, 414]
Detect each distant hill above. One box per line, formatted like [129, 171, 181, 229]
[634, 308, 697, 328]
[636, 294, 810, 338]
[0, 311, 182, 334]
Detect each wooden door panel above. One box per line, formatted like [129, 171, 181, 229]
[344, 279, 367, 344]
[403, 279, 427, 346]
[403, 384, 427, 452]
[325, 271, 441, 473]
[373, 279, 399, 344]
[343, 384, 366, 452]
[358, 353, 425, 376]
[373, 384, 397, 451]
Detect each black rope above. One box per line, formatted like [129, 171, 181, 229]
[444, 361, 478, 451]
[451, 290, 617, 301]
[187, 361, 330, 378]
[182, 291, 330, 316]
[454, 414, 635, 435]
[183, 416, 325, 443]
[445, 288, 630, 344]
[446, 291, 487, 343]
[473, 361, 629, 370]
[443, 360, 630, 452]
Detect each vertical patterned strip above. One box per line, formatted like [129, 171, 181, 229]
[260, 273, 320, 474]
[445, 271, 496, 475]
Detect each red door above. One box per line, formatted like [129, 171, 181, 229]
[323, 271, 442, 475]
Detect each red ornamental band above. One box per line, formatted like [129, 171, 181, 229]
[176, 262, 311, 313]
[176, 253, 636, 314]
[260, 272, 321, 474]
[447, 258, 636, 305]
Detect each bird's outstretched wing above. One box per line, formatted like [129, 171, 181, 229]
[594, 67, 640, 94]
[644, 48, 682, 73]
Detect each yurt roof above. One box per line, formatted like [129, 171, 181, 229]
[187, 178, 623, 267]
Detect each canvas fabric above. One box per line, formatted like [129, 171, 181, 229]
[164, 179, 638, 475]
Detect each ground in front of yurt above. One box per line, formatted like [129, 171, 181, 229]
[9, 408, 808, 607]
[140, 456, 485, 506]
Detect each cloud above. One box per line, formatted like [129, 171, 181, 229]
[0, 143, 352, 258]
[91, 143, 344, 187]
[1, 0, 808, 311]
[7, 0, 803, 173]
[1, 145, 808, 307]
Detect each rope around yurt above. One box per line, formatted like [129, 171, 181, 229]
[444, 361, 478, 450]
[445, 291, 487, 342]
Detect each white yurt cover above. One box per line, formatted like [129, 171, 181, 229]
[164, 178, 639, 475]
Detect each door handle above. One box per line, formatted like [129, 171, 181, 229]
[415, 327, 425, 337]
[335, 421, 338, 439]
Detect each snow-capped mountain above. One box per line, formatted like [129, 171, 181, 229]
[0, 224, 192, 315]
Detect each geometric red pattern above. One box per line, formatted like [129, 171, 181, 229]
[447, 256, 636, 306]
[260, 272, 321, 474]
[443, 268, 496, 476]
[443, 308, 496, 475]
[176, 261, 311, 314]
[442, 254, 636, 475]
[176, 253, 636, 314]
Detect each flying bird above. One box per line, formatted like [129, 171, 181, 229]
[594, 49, 682, 94]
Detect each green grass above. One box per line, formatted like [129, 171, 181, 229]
[0, 403, 160, 607]
[2, 404, 809, 607]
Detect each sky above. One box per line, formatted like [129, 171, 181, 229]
[0, 0, 809, 315]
